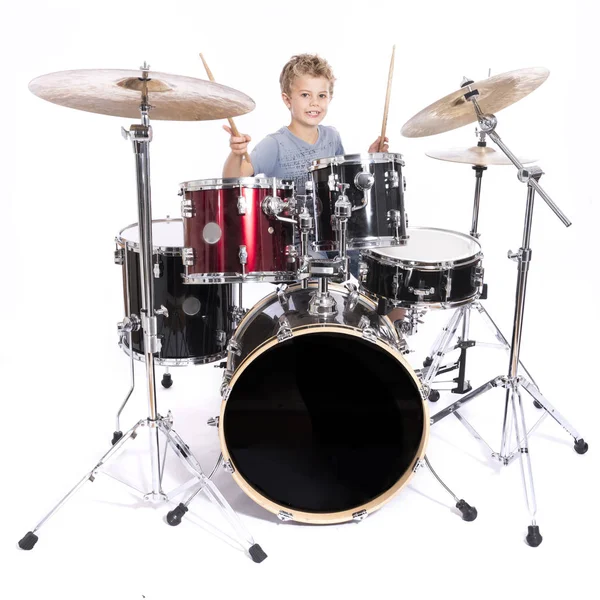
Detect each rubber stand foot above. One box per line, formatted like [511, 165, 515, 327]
[526, 525, 543, 547]
[111, 431, 123, 445]
[166, 503, 188, 526]
[423, 357, 433, 368]
[574, 439, 589, 455]
[429, 389, 440, 402]
[161, 373, 173, 389]
[533, 400, 543, 409]
[18, 531, 39, 550]
[456, 499, 477, 522]
[249, 543, 268, 563]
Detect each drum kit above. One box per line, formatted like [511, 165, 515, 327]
[18, 61, 588, 560]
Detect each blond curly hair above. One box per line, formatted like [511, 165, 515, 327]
[279, 54, 336, 96]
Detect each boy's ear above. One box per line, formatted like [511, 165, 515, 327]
[281, 92, 291, 109]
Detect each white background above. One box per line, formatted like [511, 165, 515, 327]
[1, 1, 599, 599]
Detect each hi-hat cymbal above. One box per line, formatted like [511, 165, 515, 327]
[401, 67, 549, 138]
[426, 145, 536, 166]
[28, 68, 255, 121]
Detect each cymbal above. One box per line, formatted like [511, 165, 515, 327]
[401, 67, 549, 138]
[28, 68, 255, 121]
[426, 145, 536, 166]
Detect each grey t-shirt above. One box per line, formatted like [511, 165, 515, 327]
[250, 125, 344, 194]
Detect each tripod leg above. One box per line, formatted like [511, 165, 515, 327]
[509, 385, 542, 547]
[158, 423, 267, 563]
[113, 330, 136, 445]
[423, 307, 462, 367]
[423, 456, 477, 521]
[422, 308, 464, 399]
[166, 454, 224, 526]
[520, 378, 588, 454]
[18, 419, 146, 550]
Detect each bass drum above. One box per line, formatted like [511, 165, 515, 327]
[219, 282, 428, 524]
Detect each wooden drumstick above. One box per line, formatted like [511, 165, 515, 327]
[199, 52, 251, 163]
[379, 45, 395, 152]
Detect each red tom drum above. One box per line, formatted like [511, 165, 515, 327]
[180, 177, 299, 283]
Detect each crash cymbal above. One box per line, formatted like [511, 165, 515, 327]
[426, 145, 536, 166]
[28, 68, 255, 121]
[401, 67, 549, 138]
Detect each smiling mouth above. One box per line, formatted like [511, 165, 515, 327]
[306, 111, 321, 117]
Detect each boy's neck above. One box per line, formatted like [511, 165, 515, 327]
[287, 120, 320, 144]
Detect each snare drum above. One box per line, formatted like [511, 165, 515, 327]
[219, 282, 427, 524]
[115, 219, 236, 365]
[359, 227, 484, 309]
[308, 152, 407, 251]
[180, 177, 298, 283]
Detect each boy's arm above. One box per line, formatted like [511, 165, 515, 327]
[223, 152, 254, 177]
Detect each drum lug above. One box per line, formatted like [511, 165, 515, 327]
[344, 282, 360, 312]
[276, 284, 290, 309]
[358, 316, 378, 343]
[114, 247, 124, 265]
[215, 330, 227, 347]
[442, 263, 453, 301]
[117, 314, 141, 334]
[277, 510, 294, 522]
[182, 247, 196, 266]
[471, 265, 485, 288]
[352, 509, 368, 522]
[384, 170, 399, 188]
[181, 198, 195, 218]
[237, 194, 247, 215]
[277, 317, 293, 342]
[392, 271, 404, 296]
[238, 245, 248, 266]
[327, 173, 338, 191]
[206, 416, 220, 428]
[285, 245, 298, 264]
[220, 379, 232, 401]
[222, 460, 235, 473]
[227, 339, 242, 356]
[413, 459, 423, 473]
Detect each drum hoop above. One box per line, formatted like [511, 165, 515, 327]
[179, 176, 295, 191]
[120, 340, 227, 366]
[115, 218, 183, 256]
[361, 228, 482, 269]
[309, 152, 405, 171]
[219, 308, 429, 524]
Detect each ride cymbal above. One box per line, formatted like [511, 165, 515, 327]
[28, 68, 255, 121]
[401, 67, 549, 138]
[426, 145, 536, 166]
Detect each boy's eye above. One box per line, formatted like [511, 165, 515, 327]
[301, 93, 309, 98]
[319, 94, 328, 99]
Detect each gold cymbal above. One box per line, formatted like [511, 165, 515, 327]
[28, 68, 255, 121]
[426, 145, 536, 166]
[401, 67, 549, 138]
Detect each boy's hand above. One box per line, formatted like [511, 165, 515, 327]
[368, 136, 389, 153]
[224, 125, 251, 156]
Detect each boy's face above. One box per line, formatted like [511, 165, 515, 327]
[282, 75, 332, 127]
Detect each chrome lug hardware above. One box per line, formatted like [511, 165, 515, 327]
[207, 416, 220, 428]
[276, 284, 289, 308]
[181, 198, 195, 218]
[408, 286, 435, 297]
[352, 509, 368, 522]
[413, 459, 423, 473]
[182, 247, 195, 266]
[277, 510, 294, 522]
[222, 460, 234, 473]
[327, 173, 338, 191]
[117, 314, 141, 334]
[384, 170, 399, 188]
[153, 261, 161, 278]
[155, 305, 169, 318]
[238, 245, 248, 265]
[237, 195, 247, 215]
[114, 247, 124, 265]
[227, 339, 242, 356]
[277, 317, 293, 342]
[507, 249, 522, 261]
[215, 330, 226, 346]
[354, 171, 374, 191]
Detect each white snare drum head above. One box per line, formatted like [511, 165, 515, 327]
[119, 219, 183, 250]
[373, 228, 480, 264]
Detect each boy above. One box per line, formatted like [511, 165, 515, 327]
[222, 53, 387, 192]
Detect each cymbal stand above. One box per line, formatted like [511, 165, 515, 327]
[18, 63, 266, 563]
[423, 130, 538, 398]
[429, 83, 588, 546]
